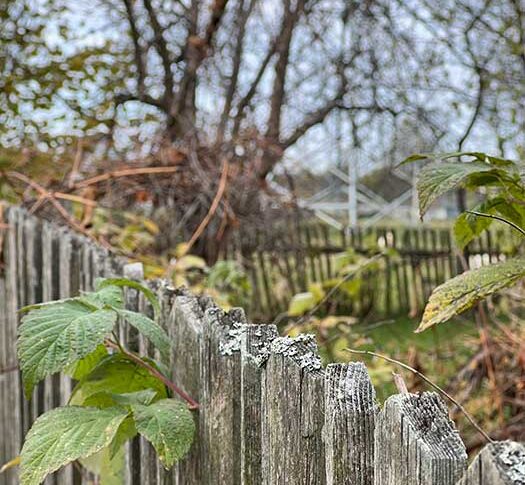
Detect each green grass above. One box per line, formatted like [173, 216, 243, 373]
[325, 315, 479, 403]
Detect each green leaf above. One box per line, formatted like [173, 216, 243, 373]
[400, 151, 517, 167]
[287, 292, 316, 316]
[64, 345, 108, 380]
[107, 417, 137, 459]
[20, 406, 128, 485]
[111, 389, 158, 407]
[96, 278, 160, 316]
[454, 212, 492, 250]
[417, 161, 495, 217]
[18, 302, 117, 397]
[82, 283, 124, 309]
[19, 297, 96, 314]
[80, 443, 126, 485]
[70, 354, 167, 407]
[417, 257, 525, 332]
[115, 309, 171, 362]
[131, 399, 195, 469]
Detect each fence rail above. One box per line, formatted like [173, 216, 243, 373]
[1, 207, 524, 485]
[221, 220, 521, 320]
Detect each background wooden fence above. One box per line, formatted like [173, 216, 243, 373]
[1, 207, 524, 484]
[221, 218, 522, 320]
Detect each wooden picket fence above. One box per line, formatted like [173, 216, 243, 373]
[1, 207, 524, 485]
[221, 218, 520, 320]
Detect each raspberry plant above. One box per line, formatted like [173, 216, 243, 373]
[14, 278, 195, 485]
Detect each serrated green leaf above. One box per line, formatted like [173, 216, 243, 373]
[400, 151, 517, 167]
[417, 257, 525, 332]
[82, 284, 124, 309]
[96, 278, 160, 316]
[454, 212, 492, 249]
[19, 297, 96, 314]
[20, 406, 128, 485]
[80, 443, 126, 485]
[107, 417, 137, 460]
[64, 345, 108, 380]
[131, 399, 195, 469]
[116, 309, 171, 362]
[18, 302, 117, 397]
[417, 162, 495, 217]
[70, 354, 167, 407]
[111, 389, 158, 407]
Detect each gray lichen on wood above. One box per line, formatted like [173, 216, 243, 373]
[458, 440, 525, 485]
[199, 306, 247, 484]
[240, 324, 278, 484]
[261, 334, 326, 484]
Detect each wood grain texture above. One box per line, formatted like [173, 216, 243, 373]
[261, 334, 326, 484]
[374, 392, 467, 485]
[199, 306, 245, 485]
[170, 291, 205, 485]
[3, 208, 515, 485]
[240, 324, 278, 484]
[324, 362, 378, 485]
[1, 209, 23, 485]
[457, 441, 525, 485]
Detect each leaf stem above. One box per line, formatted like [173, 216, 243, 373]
[105, 340, 199, 410]
[465, 210, 525, 238]
[346, 348, 493, 444]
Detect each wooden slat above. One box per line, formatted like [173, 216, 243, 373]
[261, 335, 326, 484]
[240, 324, 278, 484]
[457, 441, 525, 485]
[324, 363, 378, 485]
[200, 307, 245, 484]
[374, 392, 467, 484]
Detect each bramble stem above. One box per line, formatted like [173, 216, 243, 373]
[105, 340, 199, 410]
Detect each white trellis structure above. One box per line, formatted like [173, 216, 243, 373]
[269, 147, 419, 230]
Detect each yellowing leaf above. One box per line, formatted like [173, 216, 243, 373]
[417, 257, 525, 332]
[288, 292, 316, 316]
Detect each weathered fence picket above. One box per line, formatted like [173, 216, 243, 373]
[1, 207, 523, 485]
[458, 441, 525, 485]
[222, 223, 518, 320]
[324, 363, 378, 485]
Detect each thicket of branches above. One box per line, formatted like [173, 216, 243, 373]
[1, 0, 524, 255]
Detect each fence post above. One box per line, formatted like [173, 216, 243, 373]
[1, 208, 23, 485]
[374, 392, 467, 484]
[200, 306, 246, 484]
[324, 362, 378, 485]
[261, 335, 326, 484]
[169, 292, 205, 484]
[240, 324, 278, 484]
[457, 441, 525, 484]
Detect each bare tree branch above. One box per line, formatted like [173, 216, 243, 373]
[122, 0, 146, 96]
[143, 0, 175, 107]
[217, 0, 256, 143]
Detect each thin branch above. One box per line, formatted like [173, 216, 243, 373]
[143, 0, 174, 106]
[105, 340, 199, 410]
[67, 139, 84, 189]
[284, 253, 384, 330]
[217, 0, 256, 142]
[122, 0, 147, 96]
[73, 166, 180, 189]
[347, 348, 493, 444]
[0, 364, 18, 374]
[3, 171, 106, 246]
[232, 37, 278, 136]
[186, 159, 229, 252]
[466, 210, 525, 238]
